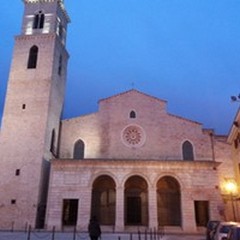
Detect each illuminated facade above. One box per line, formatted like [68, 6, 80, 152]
[0, 0, 239, 233]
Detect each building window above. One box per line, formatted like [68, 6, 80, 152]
[11, 199, 16, 205]
[182, 140, 194, 160]
[15, 169, 20, 176]
[73, 139, 85, 159]
[194, 201, 209, 226]
[58, 23, 63, 39]
[58, 55, 62, 75]
[50, 129, 56, 156]
[130, 111, 136, 119]
[27, 46, 38, 69]
[33, 11, 45, 29]
[62, 199, 78, 226]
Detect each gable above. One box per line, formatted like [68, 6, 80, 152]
[98, 89, 167, 119]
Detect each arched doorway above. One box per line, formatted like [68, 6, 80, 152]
[91, 175, 116, 225]
[157, 176, 181, 226]
[124, 176, 148, 226]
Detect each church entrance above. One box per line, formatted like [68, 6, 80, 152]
[157, 176, 181, 226]
[91, 175, 116, 225]
[124, 176, 148, 226]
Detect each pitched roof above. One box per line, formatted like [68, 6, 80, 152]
[98, 89, 167, 104]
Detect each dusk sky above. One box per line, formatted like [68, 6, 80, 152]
[1, 0, 239, 135]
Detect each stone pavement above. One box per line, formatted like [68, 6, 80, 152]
[0, 231, 206, 240]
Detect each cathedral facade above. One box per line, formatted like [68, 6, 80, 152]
[0, 0, 239, 234]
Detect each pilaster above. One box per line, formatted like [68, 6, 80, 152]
[181, 190, 197, 233]
[148, 187, 158, 229]
[115, 186, 124, 232]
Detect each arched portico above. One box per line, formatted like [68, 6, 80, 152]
[124, 175, 148, 226]
[157, 176, 181, 226]
[91, 175, 116, 225]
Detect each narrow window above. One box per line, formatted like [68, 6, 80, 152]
[58, 24, 63, 39]
[130, 111, 136, 119]
[11, 199, 16, 205]
[33, 14, 39, 29]
[22, 104, 26, 110]
[27, 46, 38, 69]
[58, 55, 62, 75]
[39, 13, 45, 28]
[73, 139, 85, 159]
[33, 11, 45, 29]
[50, 129, 56, 155]
[15, 169, 20, 176]
[182, 140, 194, 160]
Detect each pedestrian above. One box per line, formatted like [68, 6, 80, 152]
[88, 216, 101, 240]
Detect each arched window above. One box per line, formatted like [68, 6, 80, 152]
[130, 110, 136, 119]
[182, 140, 194, 161]
[33, 11, 45, 29]
[27, 46, 38, 69]
[73, 139, 85, 159]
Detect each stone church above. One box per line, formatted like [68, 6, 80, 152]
[0, 0, 239, 234]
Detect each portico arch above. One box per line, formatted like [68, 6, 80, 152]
[91, 175, 116, 225]
[124, 175, 148, 226]
[157, 176, 181, 226]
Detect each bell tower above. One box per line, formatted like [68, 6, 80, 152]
[0, 0, 70, 229]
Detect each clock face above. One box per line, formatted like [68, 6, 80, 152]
[121, 125, 146, 148]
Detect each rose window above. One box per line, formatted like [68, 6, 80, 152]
[122, 125, 146, 147]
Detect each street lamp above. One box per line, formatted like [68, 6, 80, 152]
[224, 179, 238, 221]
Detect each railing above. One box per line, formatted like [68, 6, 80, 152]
[0, 225, 165, 240]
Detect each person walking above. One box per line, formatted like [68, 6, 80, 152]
[88, 216, 101, 240]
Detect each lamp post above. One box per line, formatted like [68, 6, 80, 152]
[225, 180, 238, 221]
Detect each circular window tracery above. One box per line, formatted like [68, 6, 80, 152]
[121, 125, 146, 148]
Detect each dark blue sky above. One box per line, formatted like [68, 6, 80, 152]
[0, 0, 239, 134]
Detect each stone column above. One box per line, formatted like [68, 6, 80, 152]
[148, 187, 158, 229]
[115, 186, 124, 232]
